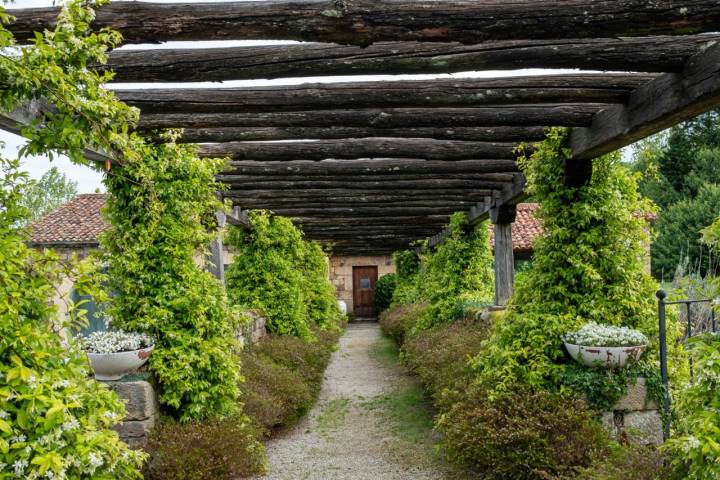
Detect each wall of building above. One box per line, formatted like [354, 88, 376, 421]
[329, 255, 395, 314]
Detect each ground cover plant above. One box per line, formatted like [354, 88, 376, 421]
[241, 326, 343, 437]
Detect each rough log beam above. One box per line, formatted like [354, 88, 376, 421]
[220, 179, 509, 190]
[9, 1, 720, 45]
[202, 139, 521, 161]
[236, 200, 479, 209]
[0, 100, 114, 164]
[270, 206, 467, 217]
[426, 174, 526, 249]
[160, 126, 548, 143]
[116, 75, 651, 114]
[105, 36, 720, 83]
[223, 189, 492, 200]
[222, 175, 513, 185]
[138, 105, 604, 130]
[570, 38, 720, 160]
[291, 215, 450, 226]
[223, 159, 518, 175]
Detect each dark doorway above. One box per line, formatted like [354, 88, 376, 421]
[352, 266, 378, 317]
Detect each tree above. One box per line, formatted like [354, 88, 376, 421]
[18, 166, 78, 226]
[629, 110, 720, 277]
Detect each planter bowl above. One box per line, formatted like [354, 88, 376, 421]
[564, 342, 645, 368]
[87, 345, 154, 381]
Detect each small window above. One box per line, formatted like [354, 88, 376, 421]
[359, 277, 371, 289]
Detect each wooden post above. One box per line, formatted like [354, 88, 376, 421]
[207, 210, 226, 283]
[490, 202, 517, 306]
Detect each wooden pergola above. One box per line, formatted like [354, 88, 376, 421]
[4, 1, 720, 305]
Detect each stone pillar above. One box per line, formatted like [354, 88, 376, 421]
[207, 210, 226, 283]
[600, 377, 663, 446]
[105, 378, 159, 449]
[490, 203, 517, 306]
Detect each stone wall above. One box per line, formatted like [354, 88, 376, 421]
[103, 375, 158, 449]
[329, 255, 395, 314]
[601, 377, 663, 446]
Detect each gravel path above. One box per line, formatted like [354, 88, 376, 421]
[253, 322, 456, 480]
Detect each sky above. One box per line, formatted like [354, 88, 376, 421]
[2, 0, 633, 193]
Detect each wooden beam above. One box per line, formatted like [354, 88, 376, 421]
[203, 139, 521, 161]
[226, 206, 251, 229]
[138, 105, 603, 130]
[0, 100, 114, 164]
[570, 41, 720, 160]
[220, 179, 509, 190]
[159, 126, 548, 143]
[264, 206, 467, 217]
[223, 159, 518, 175]
[224, 189, 492, 200]
[292, 215, 450, 226]
[117, 75, 651, 114]
[10, 1, 720, 45]
[105, 36, 719, 83]
[234, 199, 478, 209]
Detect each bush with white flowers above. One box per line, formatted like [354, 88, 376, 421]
[79, 330, 154, 354]
[562, 322, 648, 347]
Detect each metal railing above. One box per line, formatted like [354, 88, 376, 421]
[656, 288, 717, 440]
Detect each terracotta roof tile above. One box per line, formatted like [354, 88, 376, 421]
[28, 193, 108, 246]
[489, 203, 541, 252]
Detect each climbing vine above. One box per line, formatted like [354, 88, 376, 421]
[0, 156, 146, 478]
[226, 211, 341, 339]
[0, 0, 249, 424]
[472, 128, 674, 399]
[390, 213, 494, 331]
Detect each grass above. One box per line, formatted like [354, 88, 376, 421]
[316, 397, 351, 436]
[363, 384, 436, 446]
[368, 333, 400, 365]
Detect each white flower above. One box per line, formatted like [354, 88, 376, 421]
[0, 410, 8, 419]
[88, 452, 104, 469]
[563, 322, 648, 347]
[10, 434, 27, 443]
[79, 330, 153, 354]
[61, 418, 80, 432]
[13, 459, 28, 476]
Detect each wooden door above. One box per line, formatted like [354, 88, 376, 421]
[353, 266, 378, 317]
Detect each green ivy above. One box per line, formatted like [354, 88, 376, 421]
[101, 139, 245, 422]
[0, 156, 145, 479]
[373, 273, 397, 314]
[226, 211, 341, 339]
[473, 128, 669, 399]
[390, 213, 494, 331]
[0, 0, 251, 424]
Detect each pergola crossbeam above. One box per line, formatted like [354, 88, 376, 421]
[9, 1, 720, 45]
[104, 36, 720, 83]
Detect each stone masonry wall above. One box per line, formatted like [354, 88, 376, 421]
[601, 377, 663, 446]
[329, 255, 395, 314]
[103, 376, 158, 449]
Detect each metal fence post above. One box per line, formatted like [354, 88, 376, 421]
[656, 289, 671, 440]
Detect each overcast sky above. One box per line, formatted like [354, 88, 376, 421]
[2, 0, 626, 193]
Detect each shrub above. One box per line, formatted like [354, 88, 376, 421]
[437, 384, 609, 479]
[401, 317, 490, 405]
[665, 332, 720, 480]
[576, 444, 672, 480]
[474, 129, 664, 396]
[379, 303, 429, 345]
[241, 327, 343, 436]
[413, 213, 494, 331]
[374, 273, 397, 314]
[144, 415, 266, 480]
[391, 250, 421, 305]
[226, 211, 342, 339]
[0, 157, 145, 478]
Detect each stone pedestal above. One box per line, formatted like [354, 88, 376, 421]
[103, 378, 159, 449]
[237, 310, 268, 346]
[600, 377, 663, 446]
